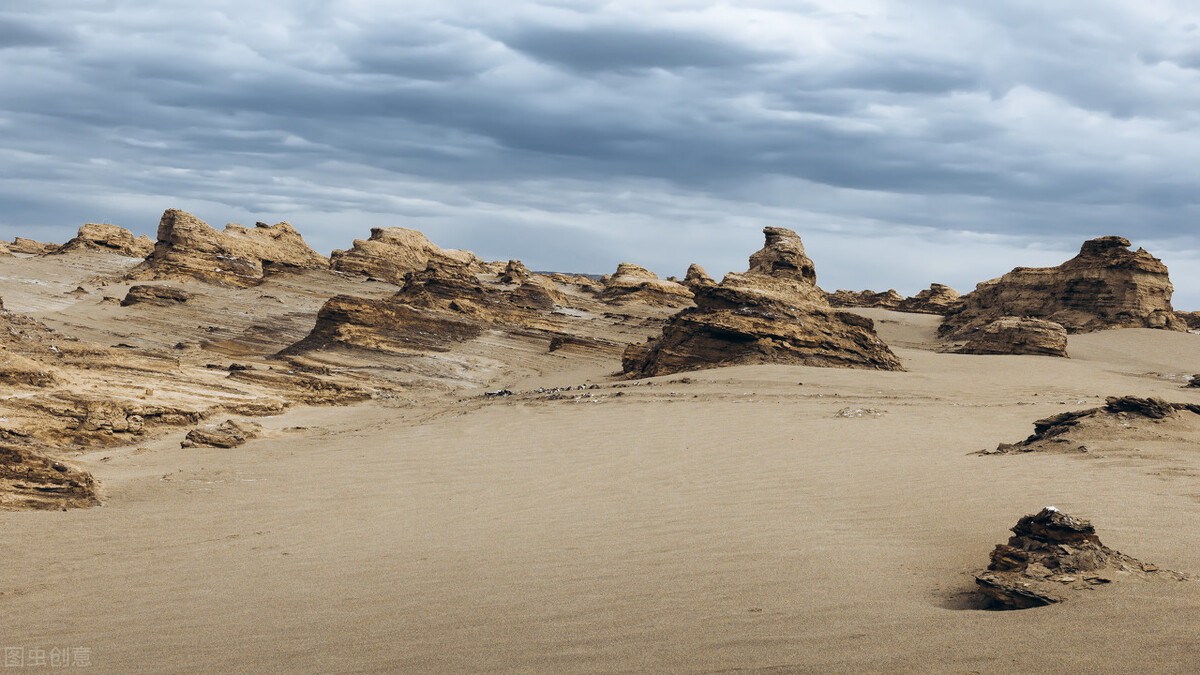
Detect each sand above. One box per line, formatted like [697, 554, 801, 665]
[4, 258, 1200, 673]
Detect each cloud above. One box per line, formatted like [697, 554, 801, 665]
[2, 1, 1200, 306]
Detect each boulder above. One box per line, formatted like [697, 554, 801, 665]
[827, 289, 904, 309]
[54, 223, 154, 257]
[120, 285, 194, 307]
[954, 317, 1068, 357]
[623, 227, 903, 377]
[127, 209, 327, 287]
[330, 227, 481, 285]
[599, 263, 694, 307]
[9, 237, 57, 255]
[941, 237, 1181, 338]
[181, 419, 263, 449]
[974, 507, 1189, 610]
[896, 284, 962, 314]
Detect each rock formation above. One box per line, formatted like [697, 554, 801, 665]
[974, 507, 1188, 610]
[941, 237, 1181, 338]
[329, 227, 480, 285]
[896, 284, 962, 315]
[128, 209, 328, 287]
[599, 263, 694, 307]
[683, 264, 715, 290]
[953, 317, 1068, 357]
[121, 285, 194, 307]
[1175, 311, 1200, 330]
[827, 289, 904, 309]
[499, 259, 531, 284]
[623, 227, 903, 377]
[54, 223, 154, 258]
[9, 237, 58, 255]
[181, 419, 262, 448]
[0, 445, 98, 510]
[985, 395, 1200, 455]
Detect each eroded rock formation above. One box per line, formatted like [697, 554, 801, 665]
[827, 289, 904, 309]
[974, 507, 1188, 609]
[499, 259, 531, 284]
[0, 446, 98, 510]
[623, 227, 903, 377]
[330, 227, 480, 285]
[954, 317, 1068, 357]
[896, 284, 962, 315]
[121, 285, 194, 307]
[128, 209, 328, 287]
[55, 223, 154, 258]
[941, 237, 1181, 338]
[683, 264, 715, 290]
[599, 263, 694, 307]
[9, 237, 58, 255]
[181, 419, 262, 448]
[986, 396, 1200, 455]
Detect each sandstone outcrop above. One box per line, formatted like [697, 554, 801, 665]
[954, 317, 1068, 357]
[683, 264, 715, 290]
[941, 237, 1180, 338]
[0, 445, 98, 510]
[181, 418, 262, 448]
[599, 263, 693, 307]
[55, 223, 154, 258]
[827, 289, 903, 309]
[128, 209, 328, 287]
[623, 227, 903, 377]
[329, 227, 480, 285]
[1175, 311, 1200, 330]
[0, 241, 11, 256]
[499, 259, 531, 284]
[985, 396, 1200, 455]
[121, 285, 194, 307]
[974, 507, 1188, 609]
[896, 284, 962, 314]
[9, 237, 57, 255]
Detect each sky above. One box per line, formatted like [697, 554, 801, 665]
[3, 1, 1200, 306]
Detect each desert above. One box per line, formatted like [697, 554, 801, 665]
[2, 212, 1199, 673]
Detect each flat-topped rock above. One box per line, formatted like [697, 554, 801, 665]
[55, 223, 154, 258]
[954, 317, 1068, 357]
[599, 263, 694, 307]
[128, 209, 328, 286]
[941, 236, 1181, 337]
[896, 284, 962, 314]
[330, 226, 481, 285]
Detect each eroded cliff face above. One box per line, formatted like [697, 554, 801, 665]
[128, 209, 328, 287]
[598, 263, 694, 308]
[623, 227, 903, 378]
[941, 236, 1181, 338]
[329, 227, 481, 285]
[827, 289, 904, 309]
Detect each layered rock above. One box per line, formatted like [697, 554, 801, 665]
[986, 395, 1200, 455]
[827, 289, 904, 309]
[55, 223, 154, 258]
[1175, 311, 1200, 330]
[623, 227, 903, 377]
[181, 419, 262, 448]
[9, 237, 57, 255]
[0, 445, 98, 510]
[683, 264, 715, 290]
[121, 285, 194, 307]
[499, 259, 531, 284]
[599, 263, 694, 307]
[941, 237, 1181, 338]
[954, 317, 1068, 357]
[330, 227, 480, 285]
[896, 284, 962, 315]
[974, 507, 1188, 609]
[128, 209, 328, 287]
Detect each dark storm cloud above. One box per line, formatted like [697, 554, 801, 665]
[2, 1, 1200, 305]
[501, 24, 776, 72]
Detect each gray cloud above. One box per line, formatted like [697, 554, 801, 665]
[2, 1, 1200, 307]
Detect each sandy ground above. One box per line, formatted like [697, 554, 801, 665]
[5, 262, 1200, 672]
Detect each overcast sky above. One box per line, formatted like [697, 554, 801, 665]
[3, 1, 1200, 305]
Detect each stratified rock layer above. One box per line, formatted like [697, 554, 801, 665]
[9, 238, 57, 255]
[974, 507, 1188, 610]
[942, 237, 1180, 337]
[954, 317, 1068, 357]
[330, 227, 480, 285]
[128, 209, 328, 287]
[827, 289, 904, 309]
[55, 223, 154, 258]
[896, 284, 962, 315]
[623, 227, 903, 377]
[599, 263, 694, 307]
